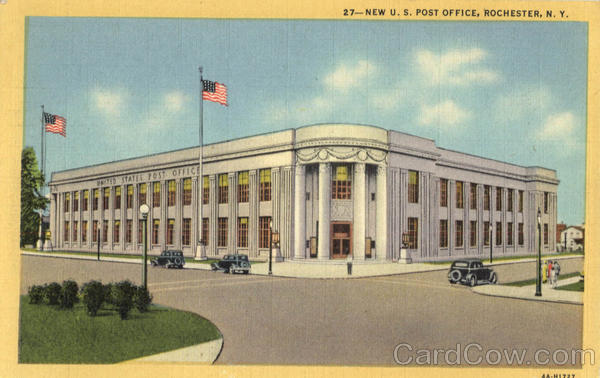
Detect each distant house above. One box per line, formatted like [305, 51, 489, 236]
[560, 226, 584, 252]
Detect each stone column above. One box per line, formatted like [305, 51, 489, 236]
[191, 177, 199, 252]
[477, 184, 483, 255]
[353, 163, 366, 260]
[209, 175, 218, 256]
[249, 170, 259, 257]
[294, 165, 306, 259]
[133, 184, 139, 248]
[175, 179, 183, 250]
[88, 188, 93, 249]
[228, 172, 237, 252]
[280, 167, 293, 258]
[376, 165, 388, 260]
[160, 181, 167, 250]
[50, 192, 56, 248]
[271, 167, 280, 232]
[317, 163, 331, 260]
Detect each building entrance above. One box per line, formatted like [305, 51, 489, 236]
[331, 222, 352, 258]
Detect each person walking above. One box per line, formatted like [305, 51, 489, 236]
[554, 260, 561, 286]
[547, 260, 553, 286]
[550, 263, 558, 288]
[543, 260, 548, 283]
[346, 254, 353, 275]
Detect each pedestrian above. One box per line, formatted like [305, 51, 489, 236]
[547, 260, 553, 286]
[550, 263, 558, 288]
[543, 260, 548, 283]
[554, 260, 561, 284]
[346, 254, 353, 275]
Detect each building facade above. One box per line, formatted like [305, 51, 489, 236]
[48, 124, 559, 262]
[560, 226, 584, 252]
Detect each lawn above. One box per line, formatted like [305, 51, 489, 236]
[19, 296, 221, 364]
[556, 280, 584, 292]
[503, 271, 581, 287]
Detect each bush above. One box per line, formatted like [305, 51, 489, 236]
[59, 280, 79, 309]
[103, 283, 115, 306]
[44, 282, 61, 305]
[81, 281, 105, 316]
[112, 281, 135, 320]
[134, 286, 153, 313]
[28, 285, 45, 304]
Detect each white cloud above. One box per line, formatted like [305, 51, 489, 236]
[537, 112, 577, 140]
[164, 91, 190, 112]
[91, 87, 127, 116]
[418, 100, 471, 126]
[415, 48, 500, 86]
[495, 86, 552, 121]
[323, 60, 376, 92]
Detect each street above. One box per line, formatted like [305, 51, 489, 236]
[20, 255, 584, 366]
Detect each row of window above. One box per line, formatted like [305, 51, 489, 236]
[438, 220, 549, 248]
[62, 216, 273, 249]
[439, 179, 529, 212]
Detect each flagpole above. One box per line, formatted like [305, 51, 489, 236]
[197, 66, 206, 260]
[40, 105, 45, 180]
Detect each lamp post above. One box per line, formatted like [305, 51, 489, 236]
[140, 204, 150, 289]
[535, 208, 542, 297]
[489, 224, 493, 263]
[268, 220, 273, 275]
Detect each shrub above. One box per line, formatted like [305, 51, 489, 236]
[112, 281, 135, 320]
[59, 280, 79, 309]
[28, 285, 45, 304]
[44, 282, 61, 305]
[134, 286, 153, 313]
[81, 281, 105, 316]
[103, 283, 115, 306]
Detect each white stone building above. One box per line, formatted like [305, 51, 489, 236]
[48, 124, 559, 262]
[560, 226, 584, 251]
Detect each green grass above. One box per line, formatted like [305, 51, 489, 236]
[18, 296, 221, 364]
[503, 271, 581, 287]
[424, 251, 584, 265]
[556, 280, 584, 292]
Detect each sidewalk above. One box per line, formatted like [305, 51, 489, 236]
[123, 337, 223, 364]
[472, 276, 583, 305]
[21, 250, 583, 279]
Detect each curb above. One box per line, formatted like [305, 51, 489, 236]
[470, 285, 583, 306]
[123, 337, 224, 364]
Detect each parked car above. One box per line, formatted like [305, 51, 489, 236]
[447, 259, 497, 286]
[211, 254, 251, 274]
[150, 250, 185, 269]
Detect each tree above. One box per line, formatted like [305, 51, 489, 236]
[20, 147, 48, 246]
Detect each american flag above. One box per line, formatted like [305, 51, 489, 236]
[44, 112, 67, 137]
[202, 80, 228, 106]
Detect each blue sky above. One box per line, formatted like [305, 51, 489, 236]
[23, 18, 587, 225]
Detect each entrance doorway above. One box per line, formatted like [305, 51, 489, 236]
[331, 222, 352, 259]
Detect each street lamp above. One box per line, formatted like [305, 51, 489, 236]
[535, 208, 542, 297]
[268, 220, 273, 275]
[489, 224, 493, 263]
[140, 204, 150, 289]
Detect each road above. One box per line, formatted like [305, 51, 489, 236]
[20, 255, 584, 366]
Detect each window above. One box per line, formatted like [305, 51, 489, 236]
[495, 222, 502, 246]
[201, 218, 208, 246]
[507, 189, 513, 211]
[183, 178, 192, 206]
[470, 184, 477, 210]
[138, 183, 147, 206]
[484, 186, 490, 211]
[126, 185, 133, 209]
[218, 218, 228, 247]
[455, 220, 463, 248]
[456, 181, 464, 209]
[103, 188, 110, 210]
[202, 176, 209, 204]
[238, 217, 248, 247]
[484, 221, 490, 246]
[496, 187, 502, 211]
[439, 220, 448, 248]
[64, 221, 70, 241]
[126, 220, 132, 243]
[73, 192, 79, 212]
[440, 179, 448, 207]
[73, 221, 78, 242]
[544, 192, 549, 213]
[166, 219, 175, 244]
[102, 220, 108, 243]
[218, 174, 228, 203]
[83, 190, 89, 211]
[114, 220, 120, 243]
[93, 220, 98, 242]
[167, 180, 176, 206]
[138, 220, 144, 244]
[332, 165, 352, 200]
[518, 223, 524, 245]
[470, 221, 477, 247]
[259, 216, 271, 248]
[82, 220, 88, 243]
[544, 224, 549, 245]
[114, 186, 121, 209]
[507, 222, 513, 246]
[408, 217, 418, 249]
[64, 193, 70, 212]
[238, 171, 249, 203]
[518, 190, 523, 212]
[259, 169, 272, 201]
[153, 182, 160, 208]
[152, 219, 160, 244]
[182, 218, 191, 246]
[93, 189, 99, 210]
[408, 171, 419, 203]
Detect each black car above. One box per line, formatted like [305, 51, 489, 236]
[150, 250, 185, 269]
[211, 254, 251, 274]
[447, 259, 497, 286]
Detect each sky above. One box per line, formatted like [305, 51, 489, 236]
[23, 18, 587, 225]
